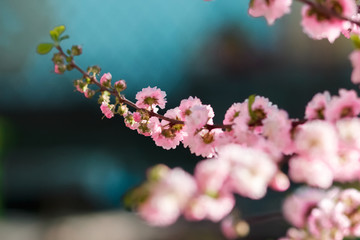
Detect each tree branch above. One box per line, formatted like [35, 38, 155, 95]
[56, 46, 232, 130]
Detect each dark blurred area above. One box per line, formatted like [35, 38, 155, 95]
[0, 0, 357, 239]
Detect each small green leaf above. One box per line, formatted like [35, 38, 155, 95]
[36, 43, 54, 55]
[59, 35, 70, 41]
[49, 30, 59, 42]
[49, 25, 66, 42]
[351, 34, 360, 49]
[248, 94, 256, 119]
[53, 25, 66, 36]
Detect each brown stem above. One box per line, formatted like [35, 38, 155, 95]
[56, 46, 232, 130]
[295, 0, 360, 27]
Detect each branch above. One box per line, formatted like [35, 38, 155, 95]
[56, 46, 232, 130]
[245, 211, 283, 225]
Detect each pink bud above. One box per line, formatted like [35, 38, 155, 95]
[54, 64, 62, 74]
[100, 72, 112, 86]
[115, 79, 127, 91]
[269, 171, 290, 192]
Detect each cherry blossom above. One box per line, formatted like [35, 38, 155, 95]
[100, 101, 114, 119]
[248, 0, 292, 25]
[301, 0, 357, 43]
[100, 72, 112, 86]
[135, 86, 167, 111]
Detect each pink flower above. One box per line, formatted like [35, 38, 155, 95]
[248, 0, 292, 25]
[283, 187, 327, 228]
[194, 158, 230, 194]
[301, 0, 356, 43]
[262, 109, 293, 154]
[338, 189, 360, 215]
[184, 104, 214, 131]
[100, 72, 112, 85]
[135, 86, 167, 111]
[223, 103, 246, 125]
[289, 155, 334, 188]
[203, 192, 235, 222]
[218, 144, 277, 199]
[282, 188, 360, 239]
[100, 101, 114, 119]
[182, 128, 222, 158]
[294, 120, 338, 157]
[231, 96, 277, 143]
[336, 118, 360, 149]
[305, 91, 331, 120]
[138, 193, 181, 226]
[149, 108, 184, 150]
[325, 89, 360, 122]
[138, 167, 197, 226]
[349, 50, 360, 84]
[307, 199, 350, 240]
[184, 192, 235, 222]
[178, 96, 202, 120]
[330, 149, 360, 182]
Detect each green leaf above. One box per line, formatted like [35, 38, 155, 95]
[59, 35, 70, 41]
[49, 25, 66, 42]
[49, 30, 59, 42]
[248, 94, 256, 119]
[351, 34, 360, 49]
[36, 43, 54, 55]
[53, 25, 66, 36]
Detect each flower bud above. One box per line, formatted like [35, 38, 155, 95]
[147, 164, 170, 182]
[87, 65, 101, 75]
[115, 79, 127, 92]
[52, 53, 64, 64]
[66, 64, 74, 71]
[55, 63, 66, 74]
[71, 45, 82, 56]
[84, 89, 95, 98]
[269, 171, 290, 192]
[100, 73, 112, 87]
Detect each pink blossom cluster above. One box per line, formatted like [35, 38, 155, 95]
[281, 187, 360, 240]
[247, 0, 358, 44]
[117, 87, 360, 231]
[290, 89, 360, 188]
[78, 73, 360, 235]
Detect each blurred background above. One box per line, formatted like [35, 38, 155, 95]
[0, 0, 357, 239]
